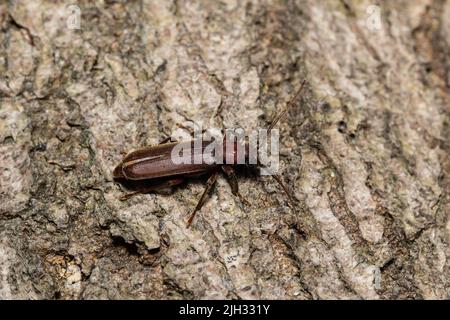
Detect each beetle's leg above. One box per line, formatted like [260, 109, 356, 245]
[159, 136, 177, 144]
[119, 178, 184, 201]
[187, 170, 219, 227]
[176, 123, 208, 139]
[221, 165, 250, 206]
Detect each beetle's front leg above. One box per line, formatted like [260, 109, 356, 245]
[221, 165, 250, 206]
[119, 177, 185, 201]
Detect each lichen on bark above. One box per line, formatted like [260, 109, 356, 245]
[0, 0, 448, 299]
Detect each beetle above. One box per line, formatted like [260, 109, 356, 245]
[113, 80, 306, 227]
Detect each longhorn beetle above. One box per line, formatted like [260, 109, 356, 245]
[113, 80, 306, 227]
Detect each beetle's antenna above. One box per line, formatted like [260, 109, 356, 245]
[258, 161, 297, 209]
[271, 174, 297, 209]
[267, 80, 306, 135]
[256, 81, 306, 210]
[254, 80, 307, 167]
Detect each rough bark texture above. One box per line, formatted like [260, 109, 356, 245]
[0, 0, 449, 299]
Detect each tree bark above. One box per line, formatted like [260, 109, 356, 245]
[0, 0, 448, 299]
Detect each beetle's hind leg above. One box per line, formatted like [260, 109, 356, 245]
[221, 165, 250, 206]
[176, 123, 210, 139]
[119, 178, 185, 201]
[159, 136, 178, 144]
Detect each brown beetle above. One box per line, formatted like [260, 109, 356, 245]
[114, 81, 306, 226]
